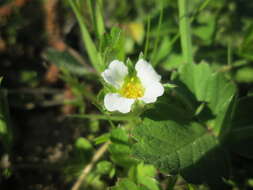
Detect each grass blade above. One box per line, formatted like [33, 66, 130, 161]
[0, 89, 12, 152]
[69, 0, 103, 72]
[144, 16, 151, 59]
[178, 0, 193, 64]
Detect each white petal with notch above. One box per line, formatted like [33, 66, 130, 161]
[135, 59, 164, 103]
[139, 81, 164, 103]
[135, 59, 161, 86]
[104, 93, 135, 113]
[101, 60, 128, 89]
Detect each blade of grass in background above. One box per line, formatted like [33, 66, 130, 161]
[197, 0, 211, 14]
[144, 16, 151, 59]
[227, 38, 232, 65]
[151, 4, 164, 66]
[68, 0, 104, 72]
[178, 0, 193, 64]
[95, 0, 105, 37]
[0, 89, 12, 152]
[87, 0, 105, 38]
[151, 0, 210, 67]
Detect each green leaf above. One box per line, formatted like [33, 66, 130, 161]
[20, 71, 39, 87]
[225, 96, 253, 158]
[129, 163, 160, 190]
[100, 27, 125, 63]
[110, 179, 139, 190]
[44, 48, 87, 76]
[178, 62, 212, 102]
[75, 137, 93, 151]
[96, 161, 113, 175]
[94, 133, 110, 145]
[132, 119, 229, 187]
[235, 67, 253, 83]
[205, 73, 237, 135]
[193, 11, 215, 44]
[134, 62, 236, 187]
[162, 53, 184, 71]
[238, 24, 253, 61]
[109, 128, 138, 168]
[163, 83, 177, 89]
[73, 137, 93, 163]
[177, 62, 237, 135]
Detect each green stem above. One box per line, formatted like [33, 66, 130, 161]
[178, 0, 193, 64]
[144, 16, 151, 59]
[69, 114, 138, 121]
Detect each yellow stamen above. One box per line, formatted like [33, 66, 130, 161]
[120, 77, 145, 99]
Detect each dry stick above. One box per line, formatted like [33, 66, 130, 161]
[43, 0, 63, 84]
[44, 0, 65, 51]
[71, 141, 110, 190]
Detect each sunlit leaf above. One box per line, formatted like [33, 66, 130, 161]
[176, 62, 237, 135]
[235, 67, 253, 83]
[110, 179, 140, 190]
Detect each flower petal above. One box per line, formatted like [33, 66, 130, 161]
[104, 93, 135, 113]
[101, 60, 128, 89]
[135, 59, 161, 86]
[139, 81, 164, 103]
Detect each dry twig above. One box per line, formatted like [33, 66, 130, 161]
[71, 141, 110, 190]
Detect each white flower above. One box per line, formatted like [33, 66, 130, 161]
[101, 59, 164, 113]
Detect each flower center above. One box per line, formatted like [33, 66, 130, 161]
[120, 77, 145, 99]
